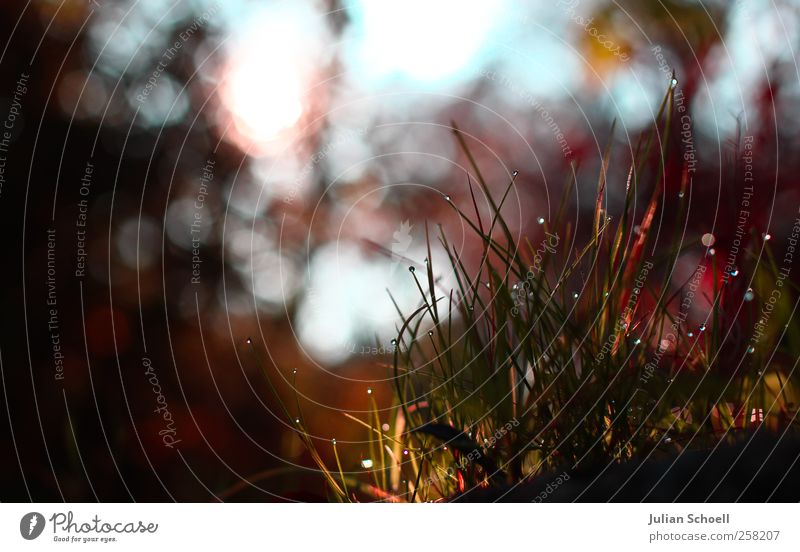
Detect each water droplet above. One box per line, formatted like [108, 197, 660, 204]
[443, 195, 451, 202]
[485, 281, 491, 288]
[443, 446, 448, 451]
[708, 248, 716, 256]
[763, 233, 772, 241]
[687, 332, 694, 338]
[360, 458, 374, 469]
[292, 368, 298, 374]
[572, 292, 579, 299]
[633, 338, 641, 345]
[744, 288, 754, 302]
[391, 339, 398, 345]
[678, 191, 684, 198]
[402, 449, 409, 455]
[757, 370, 763, 376]
[367, 387, 373, 395]
[427, 330, 434, 337]
[512, 170, 519, 176]
[729, 268, 739, 277]
[331, 438, 337, 445]
[246, 337, 252, 344]
[604, 292, 609, 297]
[747, 346, 755, 354]
[512, 283, 518, 290]
[424, 258, 429, 264]
[295, 418, 300, 424]
[699, 324, 706, 332]
[670, 77, 678, 89]
[701, 233, 715, 247]
[409, 266, 415, 273]
[537, 216, 545, 224]
[381, 423, 390, 432]
[468, 305, 474, 311]
[664, 436, 673, 443]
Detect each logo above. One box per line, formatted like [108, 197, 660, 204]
[20, 512, 45, 540]
[390, 220, 413, 272]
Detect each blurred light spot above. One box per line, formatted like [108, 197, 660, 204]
[220, 2, 328, 154]
[58, 71, 109, 119]
[166, 198, 214, 249]
[117, 216, 160, 269]
[295, 242, 421, 364]
[345, 0, 504, 84]
[247, 250, 299, 310]
[132, 74, 190, 127]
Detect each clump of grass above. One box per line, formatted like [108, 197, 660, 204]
[259, 80, 799, 502]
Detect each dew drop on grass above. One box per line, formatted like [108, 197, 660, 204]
[402, 449, 409, 455]
[443, 195, 451, 202]
[747, 346, 755, 354]
[512, 170, 519, 176]
[381, 423, 390, 432]
[729, 268, 739, 277]
[367, 387, 373, 395]
[409, 266, 415, 273]
[391, 338, 397, 345]
[572, 292, 579, 299]
[246, 337, 252, 344]
[537, 217, 545, 224]
[699, 324, 706, 332]
[424, 258, 429, 264]
[295, 418, 300, 424]
[427, 330, 433, 337]
[763, 233, 771, 241]
[360, 459, 374, 469]
[687, 332, 694, 338]
[678, 191, 684, 198]
[468, 305, 474, 311]
[744, 288, 754, 301]
[670, 77, 678, 89]
[708, 248, 716, 256]
[701, 233, 715, 247]
[633, 338, 641, 345]
[331, 438, 337, 445]
[292, 368, 298, 375]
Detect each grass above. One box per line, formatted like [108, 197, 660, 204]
[256, 79, 800, 502]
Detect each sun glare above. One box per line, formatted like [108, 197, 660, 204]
[224, 52, 304, 149]
[220, 4, 325, 154]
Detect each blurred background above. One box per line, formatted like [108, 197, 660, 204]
[1, 0, 799, 500]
